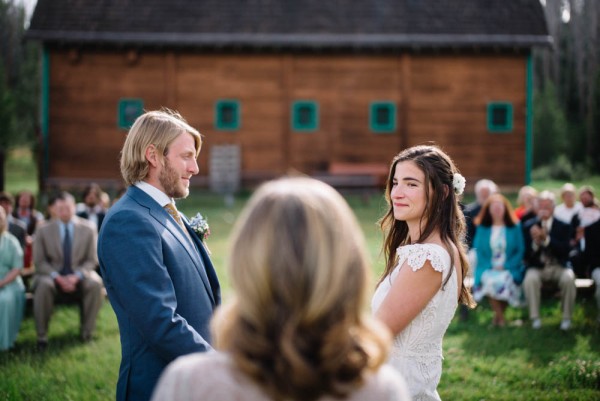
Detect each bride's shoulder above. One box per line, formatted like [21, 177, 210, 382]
[397, 243, 451, 273]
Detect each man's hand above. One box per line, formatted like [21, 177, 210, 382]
[55, 274, 80, 293]
[530, 224, 547, 245]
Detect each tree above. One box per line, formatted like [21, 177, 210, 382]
[533, 83, 568, 167]
[535, 0, 600, 173]
[0, 0, 39, 191]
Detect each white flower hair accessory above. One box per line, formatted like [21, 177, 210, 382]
[452, 173, 466, 196]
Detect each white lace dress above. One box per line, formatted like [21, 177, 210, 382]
[371, 243, 458, 401]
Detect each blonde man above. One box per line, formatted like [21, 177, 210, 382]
[98, 110, 220, 401]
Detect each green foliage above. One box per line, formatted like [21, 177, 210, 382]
[0, 64, 16, 149]
[531, 154, 592, 182]
[0, 0, 39, 151]
[544, 357, 600, 390]
[5, 147, 38, 193]
[591, 70, 600, 171]
[533, 83, 569, 168]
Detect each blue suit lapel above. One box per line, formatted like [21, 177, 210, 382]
[184, 220, 221, 306]
[128, 187, 217, 305]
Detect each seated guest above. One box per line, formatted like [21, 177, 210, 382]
[570, 186, 600, 277]
[584, 220, 600, 323]
[572, 186, 600, 229]
[0, 192, 27, 250]
[464, 179, 498, 249]
[554, 183, 582, 226]
[472, 194, 525, 327]
[151, 177, 411, 401]
[13, 190, 44, 269]
[32, 192, 104, 349]
[76, 183, 106, 232]
[13, 190, 44, 236]
[522, 191, 576, 330]
[514, 185, 538, 223]
[0, 207, 26, 351]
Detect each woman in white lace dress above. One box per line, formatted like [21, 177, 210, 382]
[372, 145, 475, 401]
[152, 177, 411, 401]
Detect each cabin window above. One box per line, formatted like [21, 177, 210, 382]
[292, 101, 319, 132]
[370, 102, 396, 133]
[118, 98, 144, 129]
[487, 102, 513, 133]
[215, 100, 241, 131]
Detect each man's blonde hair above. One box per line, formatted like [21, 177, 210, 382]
[120, 109, 202, 186]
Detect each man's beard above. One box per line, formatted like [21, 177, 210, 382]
[159, 158, 188, 199]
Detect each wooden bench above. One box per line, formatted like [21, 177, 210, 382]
[464, 276, 595, 295]
[328, 162, 389, 187]
[313, 162, 388, 201]
[23, 272, 107, 307]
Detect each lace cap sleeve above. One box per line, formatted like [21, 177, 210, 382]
[397, 243, 450, 273]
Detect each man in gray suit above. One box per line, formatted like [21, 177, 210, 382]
[32, 192, 104, 349]
[98, 110, 220, 401]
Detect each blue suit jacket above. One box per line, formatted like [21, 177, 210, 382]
[473, 224, 525, 287]
[98, 186, 220, 401]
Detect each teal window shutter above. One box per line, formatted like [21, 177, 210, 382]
[118, 99, 144, 129]
[292, 101, 318, 132]
[487, 102, 513, 133]
[215, 100, 240, 131]
[370, 102, 396, 133]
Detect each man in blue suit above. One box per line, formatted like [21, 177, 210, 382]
[98, 109, 220, 401]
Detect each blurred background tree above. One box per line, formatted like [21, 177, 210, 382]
[534, 0, 600, 179]
[0, 0, 39, 191]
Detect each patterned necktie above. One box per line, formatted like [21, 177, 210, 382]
[61, 224, 73, 275]
[540, 220, 550, 265]
[164, 203, 185, 230]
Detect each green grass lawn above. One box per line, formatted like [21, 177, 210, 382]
[4, 147, 38, 194]
[2, 149, 600, 400]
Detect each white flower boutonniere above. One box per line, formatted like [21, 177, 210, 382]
[189, 213, 211, 242]
[452, 173, 466, 196]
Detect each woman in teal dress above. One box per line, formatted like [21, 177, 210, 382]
[473, 193, 525, 327]
[0, 207, 25, 351]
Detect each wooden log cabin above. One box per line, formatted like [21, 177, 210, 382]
[27, 0, 551, 192]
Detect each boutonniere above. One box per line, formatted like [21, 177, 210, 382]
[189, 212, 211, 242]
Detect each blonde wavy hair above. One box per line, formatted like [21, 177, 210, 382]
[120, 109, 202, 186]
[212, 177, 391, 401]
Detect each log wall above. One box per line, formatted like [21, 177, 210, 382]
[46, 49, 527, 189]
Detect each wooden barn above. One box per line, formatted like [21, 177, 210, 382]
[27, 0, 551, 192]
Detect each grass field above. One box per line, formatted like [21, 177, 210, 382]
[1, 148, 599, 400]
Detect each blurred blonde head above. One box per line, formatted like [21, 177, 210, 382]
[516, 185, 538, 209]
[213, 176, 390, 401]
[120, 109, 202, 186]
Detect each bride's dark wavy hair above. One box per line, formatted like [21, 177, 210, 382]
[377, 144, 475, 308]
[213, 177, 391, 401]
